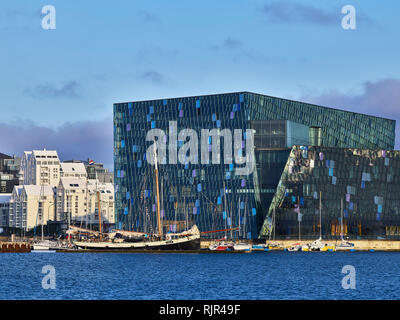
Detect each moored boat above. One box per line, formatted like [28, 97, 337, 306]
[32, 239, 76, 251]
[233, 242, 252, 251]
[266, 243, 283, 250]
[208, 238, 234, 251]
[335, 199, 354, 251]
[74, 225, 201, 251]
[335, 240, 355, 251]
[209, 243, 234, 251]
[252, 244, 266, 251]
[287, 243, 302, 251]
[32, 243, 52, 251]
[73, 144, 201, 251]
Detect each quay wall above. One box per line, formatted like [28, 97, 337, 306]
[0, 242, 31, 253]
[200, 239, 400, 251]
[267, 240, 400, 251]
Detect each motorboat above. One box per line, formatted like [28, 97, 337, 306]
[32, 239, 76, 251]
[265, 243, 283, 250]
[335, 240, 355, 251]
[252, 244, 266, 251]
[208, 241, 234, 251]
[287, 243, 302, 251]
[233, 242, 252, 251]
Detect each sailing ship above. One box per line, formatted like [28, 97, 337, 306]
[287, 197, 305, 252]
[335, 198, 355, 251]
[265, 206, 283, 250]
[233, 196, 252, 251]
[207, 183, 250, 251]
[32, 170, 60, 251]
[73, 144, 201, 251]
[303, 192, 335, 252]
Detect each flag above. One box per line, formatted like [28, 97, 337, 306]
[88, 159, 94, 165]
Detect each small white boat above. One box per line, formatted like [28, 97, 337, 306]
[335, 240, 355, 251]
[32, 240, 58, 251]
[233, 242, 252, 251]
[32, 240, 74, 251]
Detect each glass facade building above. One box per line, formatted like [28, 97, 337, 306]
[260, 146, 400, 240]
[113, 92, 396, 239]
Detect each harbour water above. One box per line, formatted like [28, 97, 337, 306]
[1, 251, 399, 300]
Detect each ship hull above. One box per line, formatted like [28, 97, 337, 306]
[73, 236, 200, 251]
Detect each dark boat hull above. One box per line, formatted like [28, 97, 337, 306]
[74, 237, 200, 251]
[140, 238, 200, 251]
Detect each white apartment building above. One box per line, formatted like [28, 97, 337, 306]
[9, 185, 55, 231]
[20, 149, 60, 187]
[87, 179, 114, 226]
[56, 178, 114, 227]
[60, 162, 87, 179]
[6, 149, 114, 232]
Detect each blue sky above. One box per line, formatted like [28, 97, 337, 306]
[1, 0, 399, 168]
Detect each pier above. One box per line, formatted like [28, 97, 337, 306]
[0, 242, 31, 253]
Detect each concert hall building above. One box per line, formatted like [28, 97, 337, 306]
[113, 92, 397, 239]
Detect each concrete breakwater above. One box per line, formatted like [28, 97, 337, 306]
[0, 242, 31, 253]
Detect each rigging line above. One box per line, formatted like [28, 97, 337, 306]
[131, 173, 146, 232]
[180, 167, 219, 212]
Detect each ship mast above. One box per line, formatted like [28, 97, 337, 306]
[238, 196, 240, 241]
[319, 191, 322, 240]
[298, 196, 301, 242]
[154, 144, 163, 237]
[223, 181, 227, 239]
[273, 205, 276, 241]
[97, 185, 102, 241]
[340, 197, 344, 241]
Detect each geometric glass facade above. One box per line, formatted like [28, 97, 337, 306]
[114, 92, 396, 239]
[259, 146, 400, 240]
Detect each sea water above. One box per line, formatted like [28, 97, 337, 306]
[0, 251, 399, 300]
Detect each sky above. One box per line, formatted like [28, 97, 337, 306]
[0, 0, 399, 169]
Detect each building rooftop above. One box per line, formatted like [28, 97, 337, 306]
[116, 91, 395, 123]
[32, 149, 59, 159]
[60, 162, 87, 175]
[23, 185, 54, 196]
[59, 177, 87, 189]
[87, 179, 113, 193]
